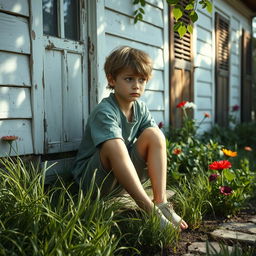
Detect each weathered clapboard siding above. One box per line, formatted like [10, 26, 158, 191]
[215, 0, 251, 124]
[0, 87, 32, 118]
[194, 8, 214, 131]
[0, 0, 29, 17]
[0, 120, 33, 156]
[101, 0, 167, 124]
[0, 12, 30, 54]
[0, 1, 32, 157]
[0, 52, 31, 86]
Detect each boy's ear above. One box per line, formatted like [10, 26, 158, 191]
[107, 74, 115, 87]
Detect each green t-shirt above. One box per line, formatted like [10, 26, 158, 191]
[72, 93, 157, 180]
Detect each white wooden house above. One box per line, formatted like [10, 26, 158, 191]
[0, 0, 255, 163]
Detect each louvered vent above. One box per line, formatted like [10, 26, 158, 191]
[174, 0, 192, 62]
[216, 16, 230, 71]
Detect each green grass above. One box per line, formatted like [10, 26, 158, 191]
[0, 157, 178, 256]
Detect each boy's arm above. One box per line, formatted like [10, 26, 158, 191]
[100, 138, 154, 213]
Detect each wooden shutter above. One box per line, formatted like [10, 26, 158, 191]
[215, 13, 230, 127]
[170, 0, 194, 128]
[241, 29, 252, 122]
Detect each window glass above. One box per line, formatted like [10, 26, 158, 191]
[43, 0, 58, 37]
[64, 0, 80, 41]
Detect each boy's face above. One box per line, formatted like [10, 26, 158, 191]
[107, 67, 147, 104]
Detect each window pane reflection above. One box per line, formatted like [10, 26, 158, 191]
[43, 0, 58, 37]
[64, 0, 80, 41]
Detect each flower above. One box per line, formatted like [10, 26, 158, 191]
[158, 122, 164, 129]
[232, 105, 239, 112]
[219, 186, 233, 196]
[209, 160, 232, 170]
[244, 146, 252, 151]
[176, 101, 187, 108]
[173, 148, 182, 155]
[184, 102, 196, 109]
[204, 113, 210, 118]
[1, 136, 19, 142]
[209, 173, 219, 182]
[222, 149, 237, 157]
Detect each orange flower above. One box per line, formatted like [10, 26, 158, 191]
[1, 136, 19, 142]
[173, 148, 182, 155]
[244, 146, 252, 151]
[222, 149, 237, 157]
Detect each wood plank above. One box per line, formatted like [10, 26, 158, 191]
[147, 70, 164, 91]
[196, 82, 212, 97]
[141, 91, 164, 111]
[0, 119, 33, 156]
[105, 34, 164, 70]
[44, 50, 63, 153]
[0, 87, 32, 118]
[150, 111, 164, 125]
[105, 9, 163, 48]
[63, 52, 83, 144]
[30, 0, 44, 154]
[0, 52, 31, 86]
[0, 12, 30, 54]
[0, 0, 29, 16]
[105, 0, 163, 28]
[196, 25, 212, 44]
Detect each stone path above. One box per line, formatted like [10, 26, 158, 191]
[182, 215, 256, 255]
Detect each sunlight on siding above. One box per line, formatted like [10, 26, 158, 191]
[0, 56, 17, 75]
[12, 3, 22, 13]
[16, 36, 25, 48]
[17, 90, 26, 107]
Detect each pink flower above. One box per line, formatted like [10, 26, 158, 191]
[219, 186, 232, 196]
[1, 136, 19, 142]
[232, 105, 239, 112]
[158, 122, 164, 129]
[244, 146, 252, 151]
[209, 160, 232, 170]
[209, 174, 219, 182]
[176, 101, 187, 108]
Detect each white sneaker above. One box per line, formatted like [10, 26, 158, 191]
[156, 202, 183, 229]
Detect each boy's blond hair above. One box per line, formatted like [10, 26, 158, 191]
[104, 46, 153, 89]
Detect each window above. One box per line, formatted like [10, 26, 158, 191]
[43, 0, 80, 41]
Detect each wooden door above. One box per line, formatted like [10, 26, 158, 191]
[241, 29, 252, 122]
[169, 0, 194, 128]
[215, 13, 230, 127]
[42, 0, 88, 153]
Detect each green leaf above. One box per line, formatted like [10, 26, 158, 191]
[173, 7, 183, 21]
[223, 169, 236, 181]
[187, 24, 193, 34]
[185, 4, 194, 10]
[166, 0, 179, 5]
[189, 11, 198, 23]
[178, 24, 187, 38]
[174, 21, 181, 31]
[133, 0, 140, 4]
[140, 0, 146, 7]
[139, 7, 145, 14]
[206, 1, 212, 13]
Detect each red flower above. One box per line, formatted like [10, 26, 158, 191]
[158, 122, 164, 129]
[1, 136, 19, 142]
[219, 186, 232, 196]
[232, 105, 239, 112]
[173, 148, 182, 155]
[176, 101, 187, 108]
[204, 113, 210, 118]
[209, 160, 232, 170]
[209, 173, 219, 182]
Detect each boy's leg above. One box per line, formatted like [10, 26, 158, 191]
[100, 138, 154, 213]
[135, 127, 188, 230]
[135, 127, 167, 204]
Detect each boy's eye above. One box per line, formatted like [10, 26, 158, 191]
[124, 77, 133, 82]
[139, 78, 146, 83]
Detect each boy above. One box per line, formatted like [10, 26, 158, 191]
[72, 46, 188, 230]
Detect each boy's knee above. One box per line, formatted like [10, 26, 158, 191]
[140, 127, 166, 147]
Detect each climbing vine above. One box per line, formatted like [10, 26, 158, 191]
[133, 0, 212, 37]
